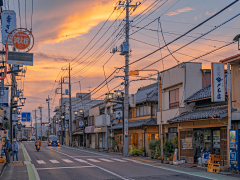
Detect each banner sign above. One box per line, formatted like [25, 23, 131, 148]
[182, 137, 193, 149]
[211, 63, 225, 102]
[124, 119, 128, 137]
[12, 113, 18, 122]
[21, 112, 31, 122]
[129, 94, 136, 107]
[0, 87, 9, 107]
[79, 120, 84, 127]
[116, 109, 122, 120]
[1, 10, 16, 45]
[7, 51, 33, 66]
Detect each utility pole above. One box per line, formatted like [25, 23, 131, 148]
[69, 63, 72, 147]
[38, 106, 43, 141]
[46, 95, 52, 135]
[115, 0, 139, 156]
[33, 109, 37, 140]
[60, 77, 63, 145]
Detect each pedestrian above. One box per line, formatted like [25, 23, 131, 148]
[12, 139, 19, 163]
[5, 139, 11, 165]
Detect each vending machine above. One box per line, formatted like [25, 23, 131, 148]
[229, 129, 240, 170]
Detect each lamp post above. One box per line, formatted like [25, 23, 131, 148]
[105, 90, 124, 151]
[79, 109, 85, 147]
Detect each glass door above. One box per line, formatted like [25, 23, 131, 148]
[213, 129, 220, 155]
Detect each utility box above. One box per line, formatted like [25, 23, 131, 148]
[230, 129, 240, 170]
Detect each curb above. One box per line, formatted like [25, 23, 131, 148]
[0, 161, 7, 177]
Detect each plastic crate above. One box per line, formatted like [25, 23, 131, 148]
[207, 163, 220, 173]
[209, 154, 221, 164]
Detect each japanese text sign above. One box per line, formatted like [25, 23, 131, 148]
[211, 63, 225, 102]
[13, 32, 30, 50]
[1, 10, 16, 45]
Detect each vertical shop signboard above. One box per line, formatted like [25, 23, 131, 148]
[124, 119, 128, 137]
[182, 137, 193, 149]
[1, 10, 16, 45]
[211, 63, 225, 102]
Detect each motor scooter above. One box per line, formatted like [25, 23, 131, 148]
[36, 145, 40, 152]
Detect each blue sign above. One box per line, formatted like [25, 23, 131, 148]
[21, 112, 31, 122]
[230, 152, 236, 161]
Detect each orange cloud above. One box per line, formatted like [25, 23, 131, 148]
[166, 7, 195, 16]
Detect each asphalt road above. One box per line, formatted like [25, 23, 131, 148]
[22, 142, 233, 180]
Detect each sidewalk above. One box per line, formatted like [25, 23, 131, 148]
[0, 143, 29, 180]
[0, 156, 6, 176]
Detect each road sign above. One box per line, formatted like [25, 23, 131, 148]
[116, 110, 122, 120]
[0, 87, 9, 107]
[21, 112, 31, 122]
[79, 120, 84, 127]
[1, 10, 16, 45]
[12, 113, 18, 122]
[7, 51, 33, 66]
[12, 31, 30, 50]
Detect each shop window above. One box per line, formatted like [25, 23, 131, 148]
[136, 107, 140, 117]
[144, 106, 151, 115]
[148, 134, 159, 141]
[169, 127, 177, 133]
[169, 88, 179, 109]
[88, 116, 94, 126]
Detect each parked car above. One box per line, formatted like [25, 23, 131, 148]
[48, 135, 60, 146]
[21, 137, 27, 141]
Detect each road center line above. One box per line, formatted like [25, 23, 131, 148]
[48, 148, 133, 180]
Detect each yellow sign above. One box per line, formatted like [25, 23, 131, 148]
[129, 70, 139, 76]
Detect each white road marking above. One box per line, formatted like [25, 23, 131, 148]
[36, 166, 94, 170]
[36, 160, 46, 164]
[48, 148, 132, 180]
[62, 159, 74, 163]
[99, 158, 114, 162]
[111, 158, 127, 162]
[74, 159, 88, 163]
[49, 160, 60, 163]
[87, 159, 100, 162]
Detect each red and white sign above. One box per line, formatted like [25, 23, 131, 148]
[13, 32, 30, 50]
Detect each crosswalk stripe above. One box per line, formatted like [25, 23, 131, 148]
[62, 159, 74, 163]
[99, 158, 114, 162]
[87, 159, 100, 162]
[75, 159, 88, 163]
[111, 158, 127, 162]
[36, 160, 46, 164]
[49, 160, 60, 163]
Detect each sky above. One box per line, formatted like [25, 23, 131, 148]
[3, 0, 240, 125]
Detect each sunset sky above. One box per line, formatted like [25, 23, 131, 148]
[3, 0, 240, 124]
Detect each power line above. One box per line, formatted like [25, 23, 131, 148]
[18, 0, 21, 28]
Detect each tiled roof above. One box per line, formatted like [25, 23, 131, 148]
[109, 118, 157, 130]
[136, 83, 158, 104]
[167, 105, 228, 123]
[185, 84, 211, 102]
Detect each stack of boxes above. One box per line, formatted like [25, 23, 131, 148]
[207, 154, 221, 173]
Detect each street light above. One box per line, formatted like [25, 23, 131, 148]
[61, 115, 64, 119]
[13, 107, 17, 111]
[74, 111, 78, 115]
[106, 93, 114, 100]
[17, 108, 22, 113]
[19, 97, 26, 104]
[79, 109, 83, 114]
[114, 90, 123, 97]
[13, 96, 18, 102]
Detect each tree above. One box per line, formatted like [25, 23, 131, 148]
[45, 130, 49, 137]
[4, 121, 9, 129]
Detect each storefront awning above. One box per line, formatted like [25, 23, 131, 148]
[94, 127, 106, 133]
[109, 118, 156, 130]
[72, 131, 83, 136]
